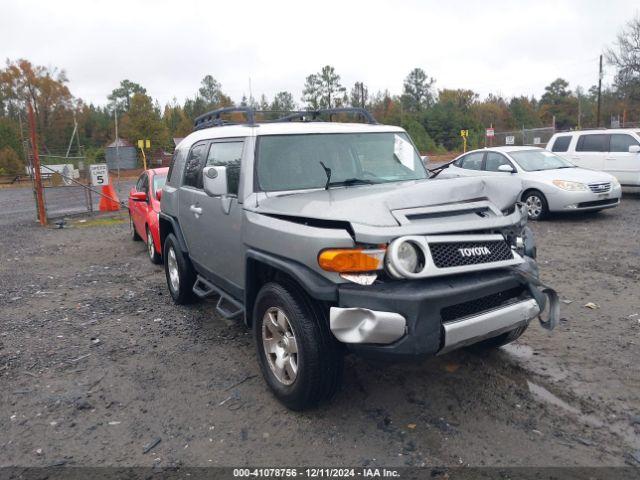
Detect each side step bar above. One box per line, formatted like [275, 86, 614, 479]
[192, 275, 244, 320]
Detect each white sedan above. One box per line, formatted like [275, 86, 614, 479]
[438, 147, 622, 220]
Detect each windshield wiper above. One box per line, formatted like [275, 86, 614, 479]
[326, 178, 374, 188]
[319, 162, 332, 190]
[555, 166, 575, 169]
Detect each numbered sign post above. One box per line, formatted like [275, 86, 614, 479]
[89, 164, 109, 186]
[460, 129, 469, 153]
[137, 139, 150, 170]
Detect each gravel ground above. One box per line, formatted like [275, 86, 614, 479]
[0, 189, 639, 469]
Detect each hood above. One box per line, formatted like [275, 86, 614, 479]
[254, 177, 523, 227]
[521, 167, 615, 183]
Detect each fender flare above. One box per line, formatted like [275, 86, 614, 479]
[158, 212, 188, 253]
[244, 249, 338, 326]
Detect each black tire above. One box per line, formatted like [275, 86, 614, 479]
[146, 225, 162, 265]
[130, 213, 142, 241]
[468, 324, 528, 351]
[522, 190, 548, 221]
[253, 281, 343, 410]
[163, 233, 196, 304]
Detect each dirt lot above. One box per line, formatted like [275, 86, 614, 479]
[0, 189, 639, 470]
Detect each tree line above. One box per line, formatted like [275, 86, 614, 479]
[0, 16, 638, 174]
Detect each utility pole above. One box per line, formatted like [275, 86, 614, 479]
[114, 105, 121, 195]
[28, 102, 47, 226]
[596, 54, 603, 128]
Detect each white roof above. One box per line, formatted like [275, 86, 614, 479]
[553, 128, 640, 135]
[180, 122, 405, 148]
[465, 146, 543, 155]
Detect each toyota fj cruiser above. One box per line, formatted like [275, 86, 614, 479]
[159, 107, 558, 410]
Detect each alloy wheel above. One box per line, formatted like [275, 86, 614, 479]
[167, 247, 180, 292]
[147, 230, 155, 259]
[525, 195, 543, 220]
[262, 307, 298, 385]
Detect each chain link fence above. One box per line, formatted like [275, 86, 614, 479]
[491, 126, 555, 148]
[25, 144, 130, 221]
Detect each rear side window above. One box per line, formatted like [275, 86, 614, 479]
[166, 149, 185, 187]
[609, 134, 639, 152]
[576, 134, 608, 152]
[141, 174, 149, 194]
[206, 140, 244, 195]
[183, 143, 208, 188]
[551, 136, 571, 152]
[460, 152, 484, 170]
[135, 173, 146, 192]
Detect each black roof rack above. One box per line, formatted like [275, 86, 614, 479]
[193, 107, 256, 130]
[275, 108, 377, 125]
[193, 107, 377, 131]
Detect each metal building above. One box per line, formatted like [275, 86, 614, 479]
[105, 138, 138, 170]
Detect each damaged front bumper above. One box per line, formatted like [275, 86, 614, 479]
[329, 257, 556, 360]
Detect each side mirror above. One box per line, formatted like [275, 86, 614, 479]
[498, 164, 515, 173]
[130, 191, 147, 202]
[629, 145, 640, 154]
[156, 189, 163, 201]
[203, 166, 228, 197]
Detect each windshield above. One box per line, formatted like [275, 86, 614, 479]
[256, 132, 427, 191]
[509, 150, 575, 171]
[153, 174, 166, 192]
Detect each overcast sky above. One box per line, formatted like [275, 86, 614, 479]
[1, 0, 636, 107]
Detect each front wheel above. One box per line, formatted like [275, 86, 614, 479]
[523, 190, 548, 221]
[163, 233, 196, 304]
[253, 282, 343, 410]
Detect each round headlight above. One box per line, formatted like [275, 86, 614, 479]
[397, 241, 424, 273]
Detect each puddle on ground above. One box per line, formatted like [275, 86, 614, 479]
[502, 343, 534, 360]
[527, 380, 582, 416]
[500, 345, 639, 451]
[527, 380, 640, 450]
[500, 343, 568, 382]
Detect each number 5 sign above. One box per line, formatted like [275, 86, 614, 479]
[89, 164, 109, 186]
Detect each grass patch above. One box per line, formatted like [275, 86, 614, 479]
[73, 214, 128, 228]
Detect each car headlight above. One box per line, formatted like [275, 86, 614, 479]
[552, 180, 588, 191]
[397, 240, 424, 273]
[610, 177, 620, 188]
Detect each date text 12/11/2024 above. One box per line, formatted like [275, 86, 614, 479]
[232, 468, 401, 478]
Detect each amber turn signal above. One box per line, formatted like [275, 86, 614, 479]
[318, 248, 385, 273]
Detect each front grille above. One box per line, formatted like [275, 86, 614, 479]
[441, 287, 528, 323]
[588, 182, 611, 193]
[577, 198, 619, 208]
[429, 240, 513, 269]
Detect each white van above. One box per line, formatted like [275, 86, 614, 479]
[546, 129, 640, 187]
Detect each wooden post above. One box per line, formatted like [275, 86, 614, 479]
[28, 102, 47, 226]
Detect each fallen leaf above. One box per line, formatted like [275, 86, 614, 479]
[407, 423, 417, 430]
[444, 363, 460, 373]
[583, 302, 599, 310]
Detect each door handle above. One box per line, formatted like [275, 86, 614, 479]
[189, 204, 203, 215]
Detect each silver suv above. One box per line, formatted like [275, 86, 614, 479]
[159, 107, 557, 410]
